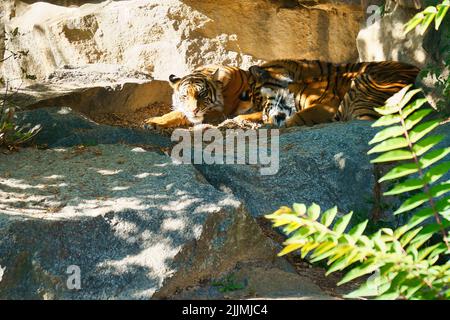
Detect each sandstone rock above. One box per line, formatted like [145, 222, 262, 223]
[0, 143, 314, 299]
[6, 64, 173, 114]
[2, 0, 364, 88]
[356, 4, 450, 112]
[1, 0, 366, 115]
[357, 5, 427, 66]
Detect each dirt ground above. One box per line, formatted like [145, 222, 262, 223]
[89, 102, 173, 130]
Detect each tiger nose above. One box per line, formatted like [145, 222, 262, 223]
[192, 103, 201, 114]
[274, 113, 286, 123]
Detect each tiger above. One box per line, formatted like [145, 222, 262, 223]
[144, 65, 252, 128]
[234, 59, 420, 127]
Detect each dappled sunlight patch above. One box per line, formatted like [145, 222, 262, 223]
[173, 189, 191, 197]
[57, 196, 149, 217]
[154, 162, 170, 167]
[106, 217, 139, 241]
[95, 168, 123, 176]
[217, 197, 241, 208]
[161, 196, 202, 212]
[134, 172, 164, 178]
[131, 147, 147, 153]
[333, 152, 346, 170]
[111, 186, 130, 191]
[57, 107, 73, 115]
[161, 217, 186, 232]
[43, 174, 65, 180]
[193, 203, 223, 214]
[143, 194, 169, 200]
[53, 148, 68, 152]
[413, 49, 426, 64]
[98, 241, 181, 286]
[0, 178, 48, 190]
[0, 189, 62, 215]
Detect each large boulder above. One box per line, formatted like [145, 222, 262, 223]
[7, 64, 173, 115]
[0, 107, 333, 299]
[1, 0, 365, 115]
[0, 142, 330, 299]
[195, 121, 450, 224]
[195, 121, 380, 221]
[2, 108, 449, 299]
[15, 107, 172, 147]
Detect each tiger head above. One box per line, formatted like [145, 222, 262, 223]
[247, 65, 296, 127]
[169, 69, 224, 124]
[259, 87, 296, 127]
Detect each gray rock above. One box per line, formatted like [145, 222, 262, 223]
[15, 107, 171, 148]
[196, 121, 379, 220]
[171, 265, 336, 300]
[0, 144, 327, 299]
[195, 121, 450, 223]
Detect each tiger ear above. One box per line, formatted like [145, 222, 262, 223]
[249, 66, 270, 81]
[169, 74, 181, 87]
[211, 68, 221, 82]
[250, 66, 294, 84]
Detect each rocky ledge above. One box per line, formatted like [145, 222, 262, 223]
[2, 107, 448, 299]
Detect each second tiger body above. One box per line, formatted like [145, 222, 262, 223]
[242, 59, 420, 127]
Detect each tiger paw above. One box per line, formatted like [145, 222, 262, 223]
[144, 111, 190, 129]
[143, 117, 165, 130]
[220, 117, 261, 130]
[192, 123, 216, 133]
[285, 116, 304, 128]
[230, 115, 250, 125]
[216, 118, 241, 129]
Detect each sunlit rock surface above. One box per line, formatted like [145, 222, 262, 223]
[0, 142, 328, 299]
[0, 0, 364, 114]
[357, 3, 449, 111]
[1, 0, 363, 85]
[357, 5, 428, 66]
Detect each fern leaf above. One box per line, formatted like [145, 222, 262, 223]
[338, 258, 380, 285]
[371, 149, 413, 163]
[379, 163, 418, 182]
[384, 177, 423, 196]
[333, 212, 353, 235]
[307, 203, 321, 220]
[368, 137, 408, 154]
[320, 206, 338, 227]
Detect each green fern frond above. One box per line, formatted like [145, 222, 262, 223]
[266, 85, 450, 299]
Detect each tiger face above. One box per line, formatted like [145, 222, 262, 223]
[260, 87, 296, 127]
[247, 65, 294, 124]
[169, 70, 224, 124]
